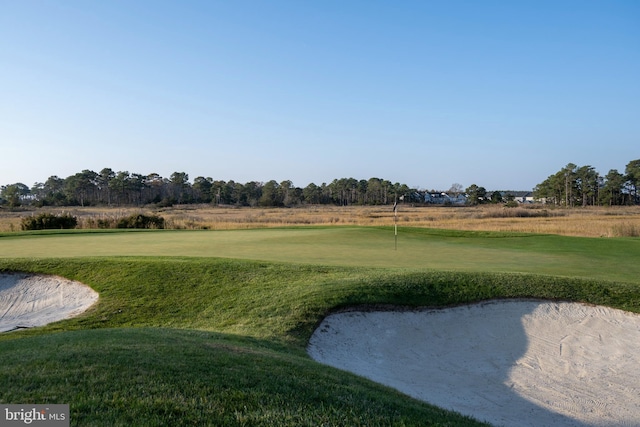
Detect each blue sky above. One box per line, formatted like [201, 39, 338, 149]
[1, 1, 638, 191]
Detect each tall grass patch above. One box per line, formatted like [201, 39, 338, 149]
[3, 205, 640, 236]
[610, 222, 640, 237]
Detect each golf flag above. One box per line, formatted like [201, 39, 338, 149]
[393, 200, 397, 213]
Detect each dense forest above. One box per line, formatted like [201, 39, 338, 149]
[533, 160, 640, 207]
[0, 170, 420, 208]
[1, 159, 639, 208]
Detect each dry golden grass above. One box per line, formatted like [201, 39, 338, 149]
[2, 204, 640, 237]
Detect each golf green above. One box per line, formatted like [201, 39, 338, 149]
[1, 227, 638, 284]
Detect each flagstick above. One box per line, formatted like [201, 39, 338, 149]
[394, 220, 397, 250]
[393, 197, 398, 250]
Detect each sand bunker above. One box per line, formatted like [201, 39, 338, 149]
[308, 300, 640, 427]
[0, 273, 98, 332]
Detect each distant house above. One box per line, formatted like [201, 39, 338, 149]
[424, 192, 467, 205]
[448, 193, 468, 205]
[491, 191, 534, 203]
[424, 192, 444, 204]
[423, 190, 535, 205]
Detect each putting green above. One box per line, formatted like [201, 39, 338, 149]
[1, 227, 638, 284]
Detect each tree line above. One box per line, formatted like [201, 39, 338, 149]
[532, 160, 640, 206]
[0, 169, 419, 208]
[2, 159, 639, 208]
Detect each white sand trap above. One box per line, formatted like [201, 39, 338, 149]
[0, 273, 98, 332]
[308, 300, 640, 427]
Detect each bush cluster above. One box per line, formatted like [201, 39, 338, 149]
[21, 213, 78, 230]
[116, 214, 165, 229]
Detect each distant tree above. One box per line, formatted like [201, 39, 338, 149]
[193, 176, 213, 203]
[600, 169, 626, 206]
[146, 173, 166, 203]
[534, 171, 563, 205]
[535, 164, 579, 206]
[210, 180, 230, 205]
[366, 178, 383, 205]
[290, 186, 304, 206]
[110, 171, 131, 205]
[98, 168, 115, 205]
[169, 172, 190, 204]
[303, 183, 321, 204]
[465, 184, 486, 205]
[242, 181, 262, 206]
[357, 179, 368, 204]
[0, 183, 30, 207]
[626, 159, 640, 204]
[130, 173, 148, 205]
[490, 190, 503, 204]
[561, 163, 578, 206]
[575, 165, 599, 206]
[448, 183, 464, 197]
[227, 180, 244, 205]
[329, 179, 346, 205]
[259, 180, 280, 207]
[319, 183, 331, 204]
[366, 178, 392, 205]
[30, 182, 46, 205]
[38, 176, 66, 206]
[329, 178, 352, 206]
[279, 180, 296, 206]
[65, 170, 98, 206]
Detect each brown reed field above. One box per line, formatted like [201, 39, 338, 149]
[1, 204, 640, 237]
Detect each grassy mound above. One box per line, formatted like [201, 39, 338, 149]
[0, 327, 484, 426]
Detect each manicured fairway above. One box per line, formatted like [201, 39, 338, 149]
[1, 227, 639, 284]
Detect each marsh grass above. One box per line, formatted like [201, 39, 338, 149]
[610, 222, 640, 237]
[2, 204, 640, 237]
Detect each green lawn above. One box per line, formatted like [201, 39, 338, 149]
[1, 227, 639, 426]
[1, 227, 639, 282]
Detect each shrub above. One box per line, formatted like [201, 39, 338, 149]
[116, 214, 165, 229]
[21, 213, 78, 230]
[97, 218, 115, 229]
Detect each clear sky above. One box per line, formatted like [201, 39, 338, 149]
[1, 1, 638, 191]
